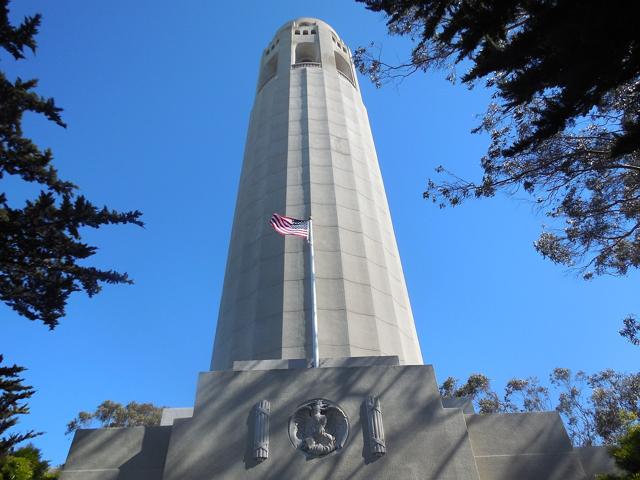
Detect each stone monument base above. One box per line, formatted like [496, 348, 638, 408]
[60, 360, 617, 479]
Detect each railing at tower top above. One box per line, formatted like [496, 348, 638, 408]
[291, 62, 357, 89]
[291, 62, 322, 69]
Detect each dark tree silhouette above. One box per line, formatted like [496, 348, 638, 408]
[355, 0, 640, 279]
[620, 316, 640, 346]
[1, 0, 143, 456]
[0, 0, 143, 329]
[0, 356, 38, 457]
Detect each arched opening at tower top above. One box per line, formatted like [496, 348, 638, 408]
[334, 51, 354, 84]
[259, 54, 278, 90]
[295, 42, 320, 64]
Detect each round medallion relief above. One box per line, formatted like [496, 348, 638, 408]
[288, 398, 349, 457]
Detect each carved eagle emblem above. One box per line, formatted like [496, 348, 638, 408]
[288, 399, 349, 457]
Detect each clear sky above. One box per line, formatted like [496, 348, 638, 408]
[3, 0, 638, 466]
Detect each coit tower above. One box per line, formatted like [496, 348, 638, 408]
[62, 18, 601, 480]
[211, 18, 423, 370]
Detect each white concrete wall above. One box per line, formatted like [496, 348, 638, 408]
[211, 18, 423, 370]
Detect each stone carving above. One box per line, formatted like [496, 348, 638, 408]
[289, 399, 349, 457]
[365, 395, 386, 457]
[253, 400, 270, 462]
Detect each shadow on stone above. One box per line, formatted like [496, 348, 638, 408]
[243, 405, 260, 470]
[360, 400, 381, 465]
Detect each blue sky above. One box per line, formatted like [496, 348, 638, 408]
[3, 0, 638, 466]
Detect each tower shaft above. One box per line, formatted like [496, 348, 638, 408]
[211, 18, 423, 370]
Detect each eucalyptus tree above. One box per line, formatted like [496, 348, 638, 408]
[355, 0, 640, 279]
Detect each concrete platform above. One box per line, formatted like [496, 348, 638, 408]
[61, 426, 171, 480]
[61, 364, 615, 479]
[164, 364, 479, 479]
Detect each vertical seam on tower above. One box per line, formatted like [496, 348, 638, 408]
[280, 46, 302, 361]
[356, 94, 423, 364]
[336, 79, 382, 359]
[300, 67, 313, 361]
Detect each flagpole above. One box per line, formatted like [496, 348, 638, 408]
[308, 217, 319, 368]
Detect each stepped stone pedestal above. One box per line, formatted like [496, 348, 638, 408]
[61, 358, 615, 480]
[60, 17, 619, 480]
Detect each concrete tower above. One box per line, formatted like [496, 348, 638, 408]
[212, 18, 423, 370]
[60, 18, 615, 480]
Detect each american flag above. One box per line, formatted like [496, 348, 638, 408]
[270, 213, 309, 239]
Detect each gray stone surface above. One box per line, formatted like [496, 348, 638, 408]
[576, 446, 621, 479]
[233, 355, 400, 371]
[160, 407, 193, 426]
[233, 358, 310, 371]
[465, 412, 587, 480]
[472, 452, 587, 480]
[211, 18, 423, 370]
[466, 412, 575, 456]
[442, 396, 475, 414]
[60, 365, 611, 480]
[162, 364, 481, 479]
[318, 355, 400, 368]
[61, 426, 171, 480]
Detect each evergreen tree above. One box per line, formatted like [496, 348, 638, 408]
[0, 0, 143, 329]
[0, 444, 59, 479]
[0, 356, 37, 458]
[1, 0, 142, 460]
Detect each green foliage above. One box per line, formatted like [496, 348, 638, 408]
[0, 0, 143, 329]
[0, 456, 32, 480]
[440, 368, 640, 446]
[0, 444, 59, 479]
[1, 0, 142, 463]
[611, 425, 640, 477]
[0, 356, 38, 458]
[66, 400, 163, 434]
[355, 0, 640, 278]
[597, 425, 640, 479]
